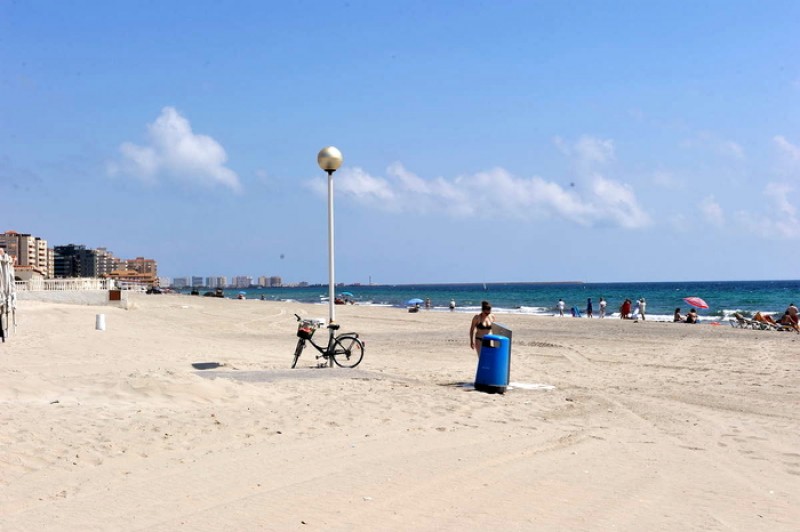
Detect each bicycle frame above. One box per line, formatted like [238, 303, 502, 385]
[301, 326, 340, 367]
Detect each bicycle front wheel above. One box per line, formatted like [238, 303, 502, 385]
[291, 339, 305, 368]
[331, 335, 364, 368]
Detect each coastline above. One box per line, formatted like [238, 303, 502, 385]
[178, 278, 800, 322]
[1, 294, 798, 530]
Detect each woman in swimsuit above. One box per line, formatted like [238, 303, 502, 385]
[469, 301, 496, 356]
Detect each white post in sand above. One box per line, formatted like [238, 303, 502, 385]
[96, 314, 106, 331]
[317, 146, 343, 325]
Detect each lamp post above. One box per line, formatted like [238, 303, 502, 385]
[317, 146, 343, 324]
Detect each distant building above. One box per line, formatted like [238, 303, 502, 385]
[270, 276, 282, 287]
[298, 281, 309, 287]
[124, 257, 157, 277]
[53, 244, 97, 278]
[205, 276, 229, 289]
[172, 277, 189, 289]
[47, 248, 54, 278]
[106, 268, 157, 286]
[191, 276, 204, 287]
[208, 276, 227, 288]
[233, 276, 252, 289]
[158, 276, 172, 287]
[96, 247, 121, 277]
[0, 231, 51, 277]
[257, 275, 269, 287]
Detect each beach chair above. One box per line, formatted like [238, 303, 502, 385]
[767, 321, 795, 332]
[731, 313, 761, 329]
[730, 313, 748, 328]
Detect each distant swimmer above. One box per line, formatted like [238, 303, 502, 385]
[449, 299, 456, 311]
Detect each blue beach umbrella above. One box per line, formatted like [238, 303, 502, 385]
[340, 292, 354, 297]
[407, 298, 424, 306]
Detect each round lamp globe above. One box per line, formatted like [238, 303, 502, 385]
[317, 146, 343, 172]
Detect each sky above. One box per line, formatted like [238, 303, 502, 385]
[2, 1, 799, 284]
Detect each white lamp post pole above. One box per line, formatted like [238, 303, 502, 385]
[317, 146, 343, 324]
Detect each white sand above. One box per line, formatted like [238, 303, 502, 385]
[1, 294, 798, 530]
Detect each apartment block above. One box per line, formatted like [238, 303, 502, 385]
[0, 231, 51, 277]
[172, 277, 189, 288]
[53, 244, 97, 278]
[124, 257, 157, 276]
[233, 276, 252, 289]
[96, 247, 121, 277]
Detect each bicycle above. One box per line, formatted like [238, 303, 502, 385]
[291, 314, 365, 369]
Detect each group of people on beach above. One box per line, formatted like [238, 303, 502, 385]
[619, 298, 647, 320]
[751, 304, 800, 332]
[673, 307, 699, 323]
[556, 297, 645, 320]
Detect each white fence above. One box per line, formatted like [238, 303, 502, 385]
[14, 278, 148, 292]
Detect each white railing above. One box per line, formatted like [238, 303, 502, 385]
[15, 278, 118, 292]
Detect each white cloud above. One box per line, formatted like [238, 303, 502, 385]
[774, 135, 800, 161]
[764, 184, 797, 218]
[554, 135, 615, 169]
[108, 107, 241, 192]
[575, 136, 615, 164]
[720, 140, 745, 160]
[310, 163, 651, 229]
[738, 183, 800, 239]
[552, 136, 570, 156]
[699, 196, 724, 227]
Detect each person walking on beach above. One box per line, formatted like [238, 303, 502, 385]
[557, 299, 565, 317]
[586, 298, 593, 318]
[470, 301, 495, 356]
[599, 297, 607, 318]
[449, 299, 456, 311]
[638, 298, 647, 321]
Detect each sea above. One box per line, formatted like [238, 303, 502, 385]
[179, 280, 800, 323]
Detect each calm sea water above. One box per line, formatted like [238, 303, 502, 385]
[183, 280, 800, 323]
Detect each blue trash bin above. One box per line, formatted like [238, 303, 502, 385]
[475, 334, 510, 394]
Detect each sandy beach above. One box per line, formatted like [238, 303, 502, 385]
[1, 294, 798, 531]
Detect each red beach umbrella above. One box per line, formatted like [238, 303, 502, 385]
[683, 296, 709, 309]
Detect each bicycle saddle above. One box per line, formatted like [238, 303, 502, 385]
[327, 323, 340, 330]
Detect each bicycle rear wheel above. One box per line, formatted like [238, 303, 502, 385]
[331, 335, 364, 368]
[291, 339, 305, 368]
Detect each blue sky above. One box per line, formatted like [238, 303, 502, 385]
[2, 1, 799, 284]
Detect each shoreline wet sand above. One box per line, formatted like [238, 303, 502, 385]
[1, 294, 798, 530]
